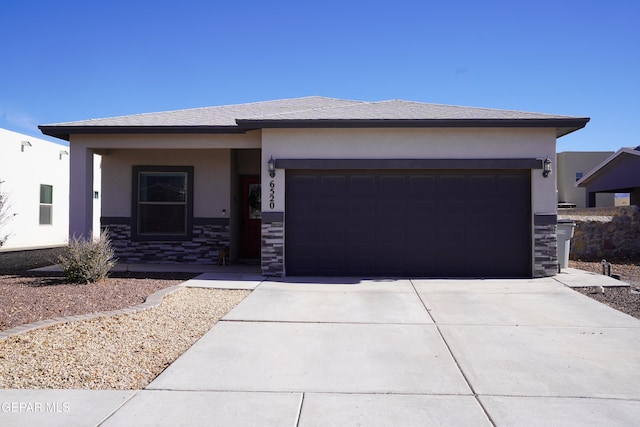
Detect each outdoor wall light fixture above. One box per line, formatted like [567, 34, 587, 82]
[542, 157, 552, 178]
[59, 150, 69, 160]
[21, 141, 32, 152]
[268, 156, 276, 178]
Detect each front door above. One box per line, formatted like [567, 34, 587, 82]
[240, 176, 261, 258]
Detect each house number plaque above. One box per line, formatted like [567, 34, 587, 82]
[269, 180, 275, 209]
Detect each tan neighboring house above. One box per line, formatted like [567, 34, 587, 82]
[576, 147, 640, 207]
[39, 96, 589, 278]
[557, 151, 615, 208]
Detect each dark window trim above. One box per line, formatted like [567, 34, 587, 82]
[275, 158, 543, 170]
[131, 165, 194, 241]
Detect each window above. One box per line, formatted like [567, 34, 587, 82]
[576, 172, 583, 182]
[39, 184, 53, 225]
[132, 166, 193, 239]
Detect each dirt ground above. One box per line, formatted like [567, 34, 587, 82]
[0, 247, 195, 331]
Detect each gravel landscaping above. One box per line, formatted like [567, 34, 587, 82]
[0, 248, 250, 389]
[569, 259, 640, 320]
[0, 287, 249, 389]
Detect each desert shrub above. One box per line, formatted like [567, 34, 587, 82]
[58, 230, 117, 284]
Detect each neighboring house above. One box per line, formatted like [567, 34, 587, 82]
[575, 147, 640, 207]
[0, 128, 102, 252]
[39, 96, 589, 278]
[0, 128, 70, 251]
[556, 151, 615, 208]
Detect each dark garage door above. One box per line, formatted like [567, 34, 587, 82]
[285, 170, 531, 277]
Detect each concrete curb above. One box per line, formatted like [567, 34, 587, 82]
[0, 284, 184, 340]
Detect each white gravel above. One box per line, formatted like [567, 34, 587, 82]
[0, 287, 249, 390]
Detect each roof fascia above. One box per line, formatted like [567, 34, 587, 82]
[236, 118, 590, 137]
[39, 117, 590, 142]
[38, 125, 246, 141]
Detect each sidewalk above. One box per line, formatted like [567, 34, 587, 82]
[1, 270, 639, 426]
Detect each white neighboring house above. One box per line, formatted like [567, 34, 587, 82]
[0, 128, 100, 251]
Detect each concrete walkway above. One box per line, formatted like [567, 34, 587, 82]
[2, 271, 639, 426]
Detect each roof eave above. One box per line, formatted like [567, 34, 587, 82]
[236, 118, 590, 136]
[39, 117, 590, 141]
[38, 125, 246, 141]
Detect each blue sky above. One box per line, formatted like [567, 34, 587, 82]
[1, 0, 638, 151]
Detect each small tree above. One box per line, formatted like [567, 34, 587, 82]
[58, 229, 117, 284]
[0, 192, 12, 248]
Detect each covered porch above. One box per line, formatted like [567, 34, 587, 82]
[66, 133, 263, 266]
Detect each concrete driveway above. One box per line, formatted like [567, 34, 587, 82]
[3, 273, 640, 426]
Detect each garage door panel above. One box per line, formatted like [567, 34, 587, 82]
[318, 175, 347, 193]
[469, 174, 496, 195]
[379, 175, 407, 194]
[406, 201, 436, 222]
[349, 200, 376, 219]
[348, 229, 376, 247]
[350, 175, 376, 194]
[376, 228, 407, 248]
[348, 256, 377, 275]
[498, 174, 529, 194]
[439, 175, 466, 194]
[287, 175, 316, 196]
[408, 175, 437, 195]
[285, 170, 531, 277]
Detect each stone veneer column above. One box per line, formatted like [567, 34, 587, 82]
[533, 214, 558, 277]
[261, 212, 284, 276]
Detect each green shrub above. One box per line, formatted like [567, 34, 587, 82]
[58, 230, 117, 284]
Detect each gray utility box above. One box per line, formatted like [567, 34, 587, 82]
[557, 219, 576, 271]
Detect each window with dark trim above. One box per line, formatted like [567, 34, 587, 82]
[132, 166, 193, 240]
[39, 184, 53, 225]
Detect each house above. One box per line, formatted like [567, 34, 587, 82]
[0, 128, 102, 252]
[0, 128, 70, 251]
[39, 97, 589, 278]
[556, 151, 615, 208]
[575, 147, 640, 207]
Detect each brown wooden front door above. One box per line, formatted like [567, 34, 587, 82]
[240, 176, 261, 258]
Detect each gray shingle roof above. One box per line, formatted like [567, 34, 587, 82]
[43, 97, 364, 127]
[39, 96, 589, 140]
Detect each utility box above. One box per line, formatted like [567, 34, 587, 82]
[557, 219, 576, 271]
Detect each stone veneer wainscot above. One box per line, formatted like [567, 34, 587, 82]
[102, 218, 229, 264]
